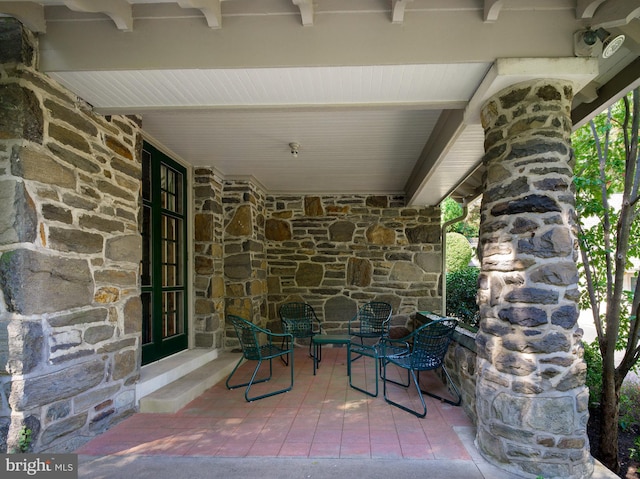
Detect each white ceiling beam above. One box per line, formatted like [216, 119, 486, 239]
[484, 0, 503, 22]
[63, 0, 133, 31]
[589, 0, 640, 28]
[177, 0, 222, 29]
[292, 0, 313, 26]
[391, 0, 414, 24]
[576, 0, 606, 19]
[0, 2, 46, 32]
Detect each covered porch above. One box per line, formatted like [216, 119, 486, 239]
[2, 2, 640, 478]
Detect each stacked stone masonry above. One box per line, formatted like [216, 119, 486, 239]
[193, 168, 225, 349]
[223, 180, 269, 349]
[265, 194, 443, 335]
[475, 79, 592, 479]
[0, 20, 141, 453]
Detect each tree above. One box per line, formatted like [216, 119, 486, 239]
[441, 197, 480, 238]
[573, 87, 640, 472]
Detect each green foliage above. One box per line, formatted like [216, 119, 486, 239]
[629, 436, 640, 462]
[446, 232, 472, 273]
[17, 427, 32, 453]
[573, 91, 640, 354]
[573, 87, 640, 472]
[446, 266, 480, 329]
[619, 382, 640, 432]
[583, 340, 603, 406]
[441, 197, 480, 238]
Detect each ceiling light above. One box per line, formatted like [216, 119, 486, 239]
[289, 142, 300, 158]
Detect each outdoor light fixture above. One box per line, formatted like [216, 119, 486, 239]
[289, 142, 300, 158]
[575, 27, 625, 58]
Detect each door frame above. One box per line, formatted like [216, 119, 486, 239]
[140, 139, 194, 365]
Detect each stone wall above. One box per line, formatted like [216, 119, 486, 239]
[444, 328, 478, 424]
[223, 179, 268, 348]
[0, 19, 141, 452]
[265, 194, 443, 332]
[193, 168, 225, 348]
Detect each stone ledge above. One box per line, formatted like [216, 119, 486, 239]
[138, 352, 240, 413]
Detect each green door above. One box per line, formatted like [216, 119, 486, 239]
[141, 142, 188, 365]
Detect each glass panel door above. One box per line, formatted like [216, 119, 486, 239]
[141, 142, 188, 365]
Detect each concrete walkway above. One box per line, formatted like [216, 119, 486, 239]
[78, 425, 617, 479]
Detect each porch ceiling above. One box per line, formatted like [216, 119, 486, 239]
[3, 0, 640, 205]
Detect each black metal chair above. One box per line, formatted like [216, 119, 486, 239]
[279, 302, 322, 365]
[225, 314, 294, 402]
[381, 317, 461, 418]
[348, 301, 393, 346]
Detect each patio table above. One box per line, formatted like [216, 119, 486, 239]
[311, 334, 351, 375]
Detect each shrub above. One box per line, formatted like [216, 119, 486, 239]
[446, 232, 472, 273]
[446, 266, 480, 328]
[619, 381, 640, 432]
[583, 340, 602, 407]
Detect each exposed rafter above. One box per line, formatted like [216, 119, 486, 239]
[391, 0, 414, 24]
[177, 0, 222, 29]
[0, 2, 45, 32]
[292, 0, 313, 26]
[588, 0, 640, 28]
[576, 0, 606, 19]
[64, 0, 133, 31]
[484, 0, 503, 22]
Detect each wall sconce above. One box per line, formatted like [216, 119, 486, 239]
[575, 28, 625, 59]
[289, 142, 300, 158]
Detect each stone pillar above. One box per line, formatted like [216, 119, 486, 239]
[193, 168, 225, 348]
[0, 18, 141, 453]
[475, 79, 592, 478]
[223, 180, 268, 347]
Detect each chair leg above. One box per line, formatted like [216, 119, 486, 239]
[348, 345, 379, 397]
[418, 366, 462, 406]
[281, 336, 290, 365]
[383, 363, 427, 418]
[381, 357, 410, 388]
[313, 340, 322, 375]
[226, 356, 272, 392]
[229, 356, 294, 402]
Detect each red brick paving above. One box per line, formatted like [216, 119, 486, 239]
[76, 348, 472, 460]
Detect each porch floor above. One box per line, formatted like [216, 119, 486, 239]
[77, 347, 473, 460]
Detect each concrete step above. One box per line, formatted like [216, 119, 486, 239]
[139, 352, 241, 413]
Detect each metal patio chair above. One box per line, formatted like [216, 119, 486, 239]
[381, 317, 461, 418]
[226, 314, 294, 402]
[348, 301, 393, 346]
[279, 302, 322, 366]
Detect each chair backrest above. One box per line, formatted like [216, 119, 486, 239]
[356, 301, 392, 336]
[410, 318, 458, 371]
[279, 302, 317, 337]
[228, 314, 262, 360]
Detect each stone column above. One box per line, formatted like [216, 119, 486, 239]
[475, 79, 592, 478]
[0, 18, 141, 453]
[223, 180, 268, 347]
[193, 168, 225, 348]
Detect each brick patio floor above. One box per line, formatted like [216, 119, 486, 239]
[76, 347, 473, 460]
